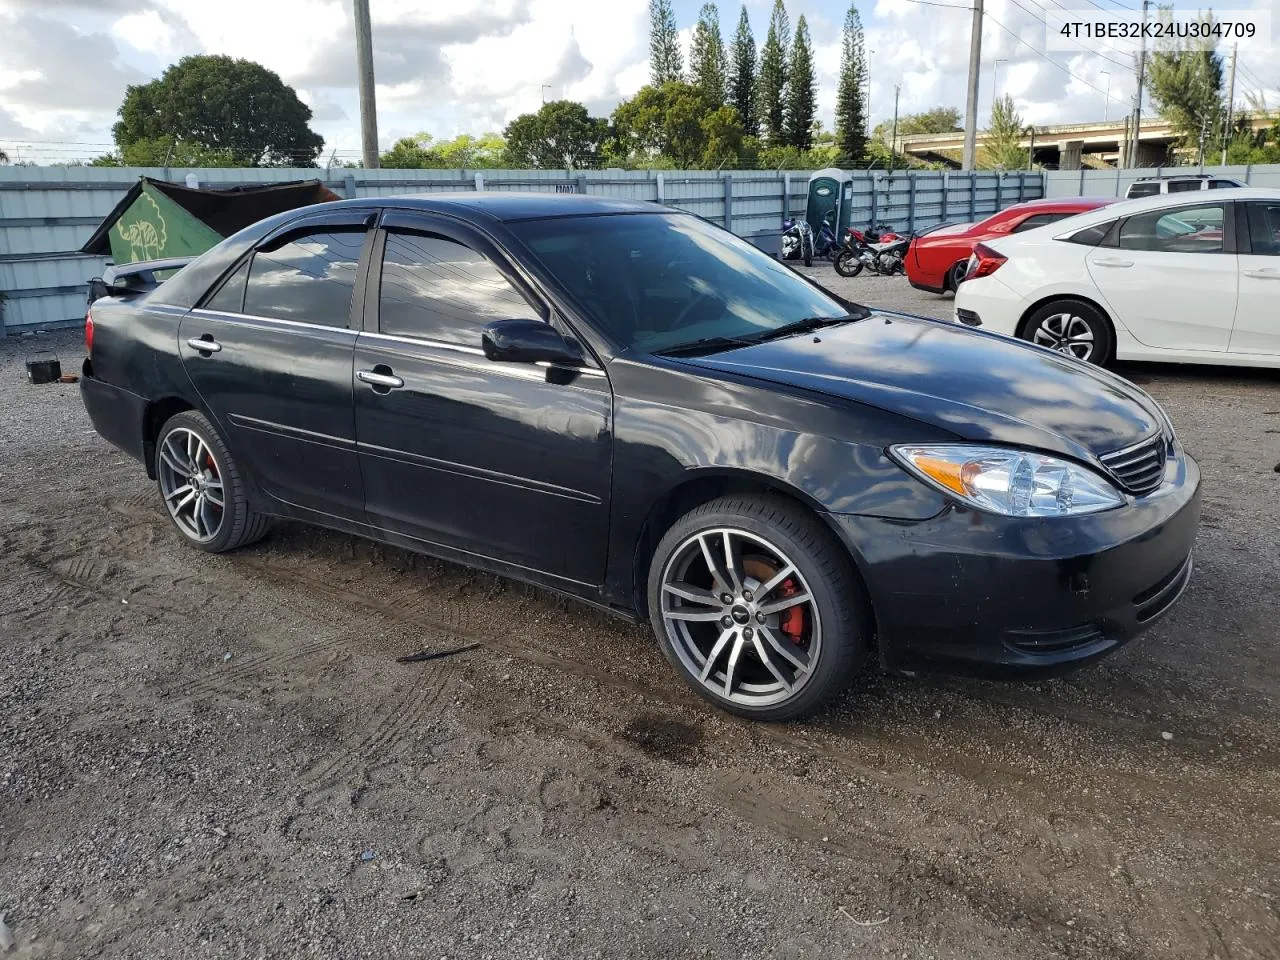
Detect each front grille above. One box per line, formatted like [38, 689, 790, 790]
[1099, 434, 1167, 495]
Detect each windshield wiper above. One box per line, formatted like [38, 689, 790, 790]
[655, 335, 757, 357]
[745, 313, 866, 344]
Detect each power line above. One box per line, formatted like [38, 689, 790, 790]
[1006, 0, 1135, 72]
[984, 9, 1114, 100]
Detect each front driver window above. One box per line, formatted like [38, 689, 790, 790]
[1118, 204, 1224, 254]
[378, 232, 541, 346]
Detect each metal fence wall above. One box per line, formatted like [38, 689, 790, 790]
[1043, 163, 1280, 198]
[0, 165, 1043, 333]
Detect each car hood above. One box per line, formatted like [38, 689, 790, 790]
[675, 313, 1164, 463]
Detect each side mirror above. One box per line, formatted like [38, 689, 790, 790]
[481, 318, 584, 366]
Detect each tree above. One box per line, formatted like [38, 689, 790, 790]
[784, 15, 816, 150]
[0, 148, 7, 164]
[380, 133, 445, 168]
[980, 94, 1027, 169]
[871, 106, 961, 144]
[690, 4, 728, 105]
[757, 0, 789, 145]
[729, 6, 758, 137]
[504, 100, 608, 169]
[436, 133, 507, 168]
[112, 55, 324, 166]
[1146, 8, 1223, 155]
[649, 0, 684, 85]
[613, 82, 715, 167]
[834, 2, 867, 165]
[701, 104, 745, 166]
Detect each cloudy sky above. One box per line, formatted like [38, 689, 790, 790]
[1, 0, 1278, 164]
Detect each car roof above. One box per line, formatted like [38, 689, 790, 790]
[1046, 186, 1280, 228]
[992, 196, 1116, 214]
[314, 192, 663, 223]
[1134, 173, 1239, 181]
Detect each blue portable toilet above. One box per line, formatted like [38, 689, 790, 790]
[805, 167, 853, 236]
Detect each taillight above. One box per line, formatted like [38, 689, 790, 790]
[85, 308, 94, 354]
[964, 243, 1007, 281]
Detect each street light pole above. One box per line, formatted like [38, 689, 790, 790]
[1100, 70, 1111, 122]
[864, 50, 875, 137]
[992, 58, 1007, 115]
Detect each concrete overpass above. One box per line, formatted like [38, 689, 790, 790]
[898, 117, 1274, 170]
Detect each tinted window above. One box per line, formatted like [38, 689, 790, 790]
[243, 228, 366, 327]
[378, 233, 541, 344]
[1166, 179, 1203, 193]
[1245, 202, 1280, 255]
[510, 213, 850, 353]
[1127, 182, 1160, 198]
[204, 259, 249, 313]
[1065, 221, 1114, 246]
[1011, 212, 1071, 233]
[1209, 179, 1239, 189]
[1118, 204, 1224, 253]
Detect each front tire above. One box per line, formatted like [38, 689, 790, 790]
[647, 495, 868, 721]
[1019, 300, 1114, 366]
[834, 249, 864, 277]
[155, 410, 271, 553]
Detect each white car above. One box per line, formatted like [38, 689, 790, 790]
[953, 187, 1280, 368]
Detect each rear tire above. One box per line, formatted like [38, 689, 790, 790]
[647, 495, 868, 721]
[947, 259, 969, 292]
[155, 410, 271, 553]
[1019, 300, 1115, 366]
[834, 250, 864, 277]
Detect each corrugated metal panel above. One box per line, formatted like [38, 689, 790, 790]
[0, 164, 1052, 334]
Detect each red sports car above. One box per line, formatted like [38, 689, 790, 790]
[906, 196, 1118, 294]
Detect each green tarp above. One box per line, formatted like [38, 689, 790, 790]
[82, 176, 341, 264]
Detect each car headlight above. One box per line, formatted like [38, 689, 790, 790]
[891, 444, 1125, 517]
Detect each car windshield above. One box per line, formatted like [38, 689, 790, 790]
[509, 212, 859, 353]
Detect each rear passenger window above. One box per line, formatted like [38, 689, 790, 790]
[1209, 179, 1237, 189]
[1065, 221, 1115, 246]
[244, 228, 366, 328]
[204, 259, 249, 313]
[1118, 204, 1224, 253]
[1166, 180, 1202, 193]
[1012, 212, 1070, 233]
[378, 232, 541, 345]
[1127, 182, 1160, 198]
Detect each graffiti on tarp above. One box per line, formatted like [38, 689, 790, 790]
[115, 192, 168, 262]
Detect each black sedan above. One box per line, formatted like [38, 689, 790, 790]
[80, 194, 1200, 720]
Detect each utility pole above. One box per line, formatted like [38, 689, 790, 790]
[962, 0, 984, 170]
[1027, 126, 1035, 170]
[1129, 0, 1151, 168]
[1100, 71, 1111, 122]
[889, 83, 901, 174]
[354, 0, 379, 168]
[1197, 114, 1208, 171]
[1221, 42, 1238, 165]
[541, 84, 552, 103]
[991, 58, 1007, 115]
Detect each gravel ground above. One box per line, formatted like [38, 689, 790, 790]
[1, 281, 1278, 960]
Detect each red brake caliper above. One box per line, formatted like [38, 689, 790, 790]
[776, 578, 806, 645]
[742, 557, 806, 646]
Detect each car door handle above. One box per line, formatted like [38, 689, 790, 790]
[1091, 257, 1134, 268]
[1243, 268, 1280, 279]
[186, 337, 222, 353]
[356, 369, 404, 390]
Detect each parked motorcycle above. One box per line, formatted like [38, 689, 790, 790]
[779, 217, 814, 266]
[811, 213, 842, 261]
[834, 227, 912, 278]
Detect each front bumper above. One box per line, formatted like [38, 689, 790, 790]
[829, 451, 1201, 676]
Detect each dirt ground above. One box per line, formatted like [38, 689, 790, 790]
[1, 277, 1278, 960]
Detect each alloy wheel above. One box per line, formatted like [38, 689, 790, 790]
[158, 427, 225, 542]
[659, 527, 822, 708]
[1032, 311, 1095, 361]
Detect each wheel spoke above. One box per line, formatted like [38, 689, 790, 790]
[722, 631, 746, 696]
[665, 608, 728, 622]
[159, 447, 186, 476]
[757, 592, 812, 616]
[755, 563, 796, 601]
[751, 633, 793, 691]
[192, 495, 207, 537]
[204, 489, 224, 509]
[165, 483, 194, 502]
[697, 534, 732, 591]
[721, 531, 744, 592]
[662, 581, 720, 606]
[759, 626, 812, 674]
[174, 490, 197, 512]
[699, 627, 738, 682]
[1067, 317, 1093, 341]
